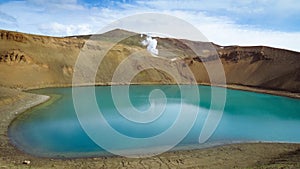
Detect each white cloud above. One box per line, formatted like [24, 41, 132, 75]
[159, 9, 300, 51]
[0, 0, 300, 51]
[199, 23, 300, 52]
[39, 22, 92, 36]
[0, 11, 18, 29]
[137, 0, 300, 15]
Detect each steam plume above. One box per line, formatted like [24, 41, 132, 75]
[141, 35, 158, 56]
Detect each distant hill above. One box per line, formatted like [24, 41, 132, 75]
[0, 29, 299, 93]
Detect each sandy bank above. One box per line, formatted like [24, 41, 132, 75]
[0, 86, 300, 168]
[22, 82, 300, 100]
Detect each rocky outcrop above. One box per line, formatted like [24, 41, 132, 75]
[216, 46, 300, 92]
[62, 65, 74, 77]
[0, 31, 27, 42]
[0, 49, 32, 64]
[218, 48, 272, 64]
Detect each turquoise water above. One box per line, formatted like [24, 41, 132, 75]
[8, 85, 300, 158]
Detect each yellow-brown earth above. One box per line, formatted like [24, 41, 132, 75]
[1, 29, 300, 168]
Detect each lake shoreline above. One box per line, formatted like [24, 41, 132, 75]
[1, 85, 300, 168]
[21, 82, 300, 99]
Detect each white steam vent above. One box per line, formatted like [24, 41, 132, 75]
[141, 35, 159, 56]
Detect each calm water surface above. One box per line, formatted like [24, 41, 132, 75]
[8, 85, 300, 158]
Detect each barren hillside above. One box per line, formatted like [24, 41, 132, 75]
[0, 29, 299, 93]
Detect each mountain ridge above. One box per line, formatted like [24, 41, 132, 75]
[0, 29, 299, 94]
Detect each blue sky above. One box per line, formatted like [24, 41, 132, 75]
[0, 0, 300, 51]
